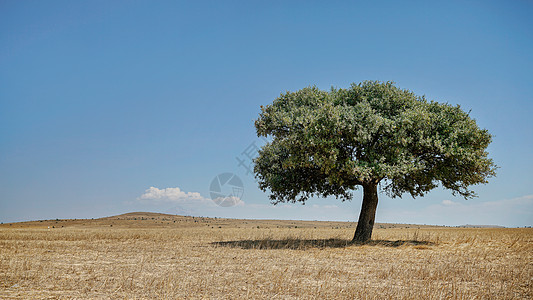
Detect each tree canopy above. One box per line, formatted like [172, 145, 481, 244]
[254, 81, 497, 242]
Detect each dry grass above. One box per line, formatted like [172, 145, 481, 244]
[1, 213, 531, 299]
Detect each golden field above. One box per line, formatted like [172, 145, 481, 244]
[0, 212, 531, 299]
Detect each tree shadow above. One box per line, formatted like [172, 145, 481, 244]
[211, 238, 434, 250]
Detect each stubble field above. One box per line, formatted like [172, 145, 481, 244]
[1, 212, 531, 299]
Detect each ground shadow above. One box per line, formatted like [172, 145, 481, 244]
[211, 238, 434, 250]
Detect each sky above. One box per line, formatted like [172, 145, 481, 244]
[1, 0, 532, 227]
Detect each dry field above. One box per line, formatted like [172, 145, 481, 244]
[1, 212, 531, 299]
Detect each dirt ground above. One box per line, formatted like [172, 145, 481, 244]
[1, 212, 531, 299]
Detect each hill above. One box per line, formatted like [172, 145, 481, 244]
[457, 224, 506, 228]
[0, 211, 445, 229]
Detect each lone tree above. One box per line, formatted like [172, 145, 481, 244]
[254, 81, 497, 243]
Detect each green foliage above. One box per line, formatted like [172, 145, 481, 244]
[254, 81, 497, 204]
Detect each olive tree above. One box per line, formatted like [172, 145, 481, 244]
[254, 81, 497, 243]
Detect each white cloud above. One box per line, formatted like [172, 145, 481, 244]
[137, 186, 245, 212]
[441, 199, 457, 206]
[212, 196, 245, 207]
[138, 186, 207, 203]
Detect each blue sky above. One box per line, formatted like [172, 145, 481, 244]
[1, 0, 532, 227]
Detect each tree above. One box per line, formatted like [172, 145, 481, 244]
[254, 81, 497, 243]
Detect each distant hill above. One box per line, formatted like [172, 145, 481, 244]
[0, 212, 505, 229]
[102, 211, 179, 219]
[456, 224, 506, 228]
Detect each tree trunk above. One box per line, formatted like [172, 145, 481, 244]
[352, 183, 379, 243]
